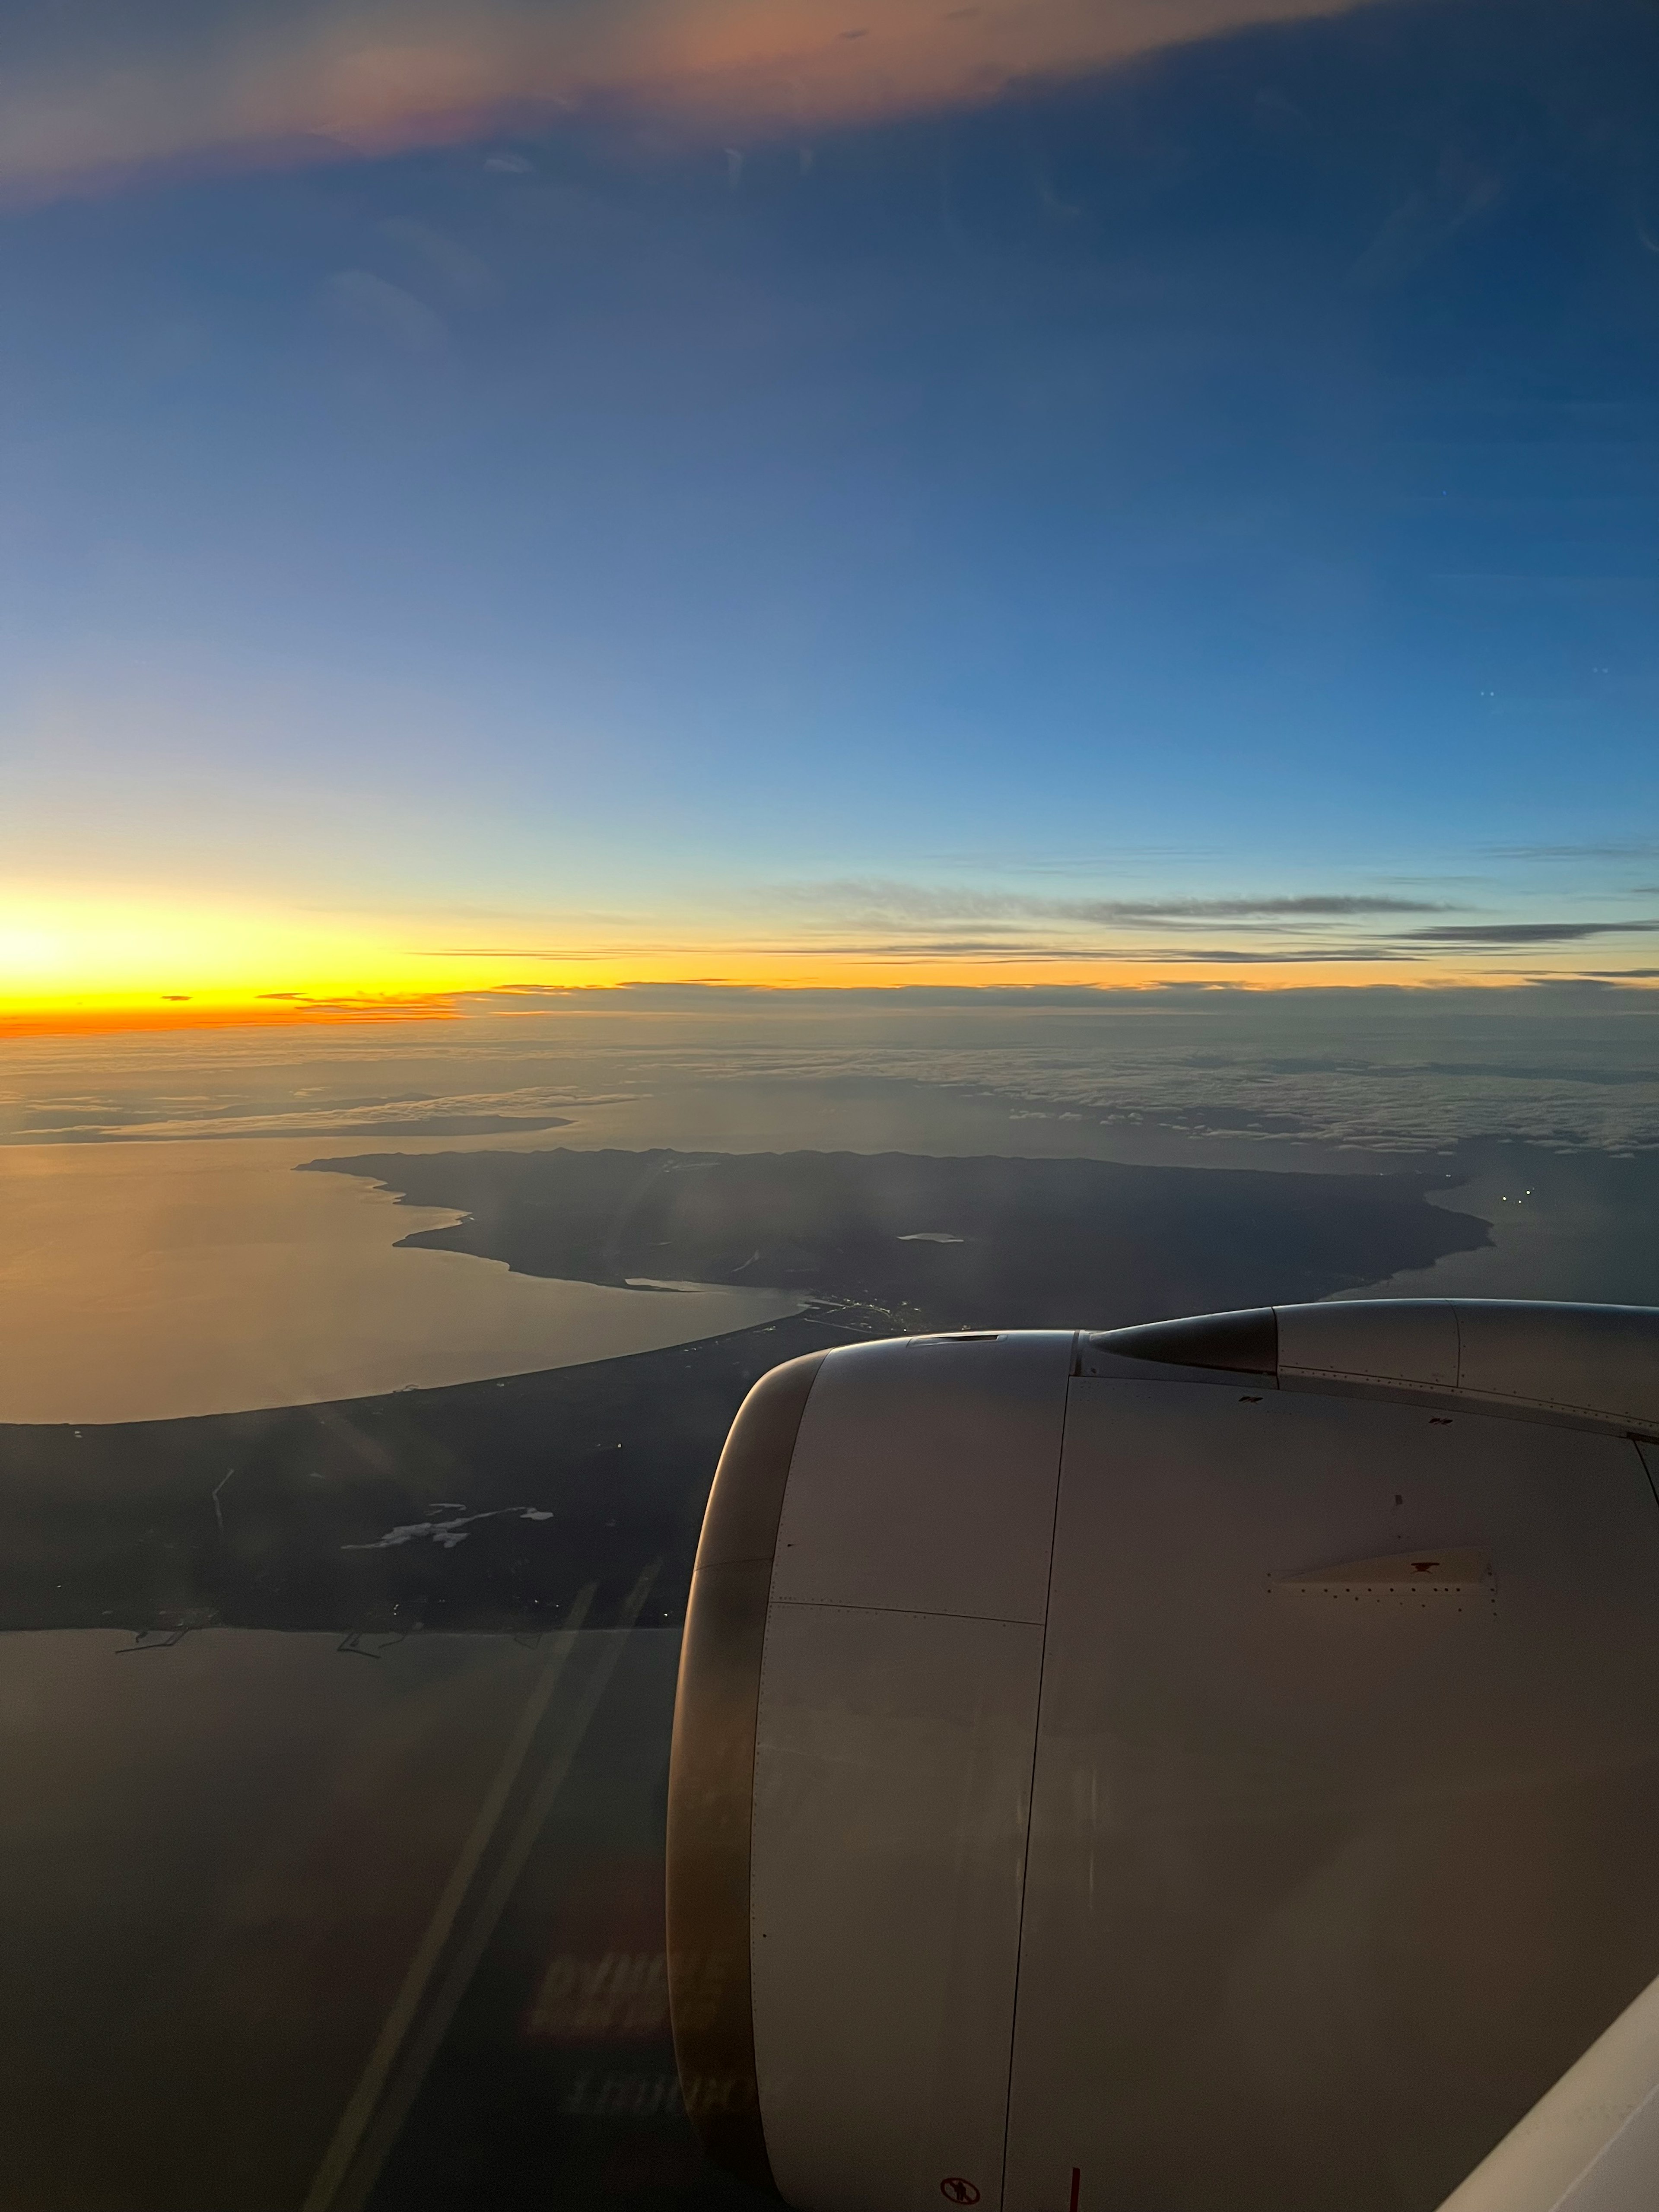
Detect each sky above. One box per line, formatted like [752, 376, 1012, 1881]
[2, 0, 1657, 1030]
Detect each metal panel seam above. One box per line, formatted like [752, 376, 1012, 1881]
[766, 1599, 1047, 1629]
[1277, 1372, 1649, 1443]
[996, 1335, 1076, 2212]
[749, 1539, 788, 2149]
[1283, 1367, 1658, 1428]
[1635, 1438, 1659, 1519]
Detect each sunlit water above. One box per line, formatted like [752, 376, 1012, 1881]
[0, 1139, 802, 1425]
[1333, 1144, 1659, 1309]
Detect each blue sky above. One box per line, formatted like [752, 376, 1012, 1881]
[3, 0, 1657, 1014]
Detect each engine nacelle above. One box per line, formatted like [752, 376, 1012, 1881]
[666, 1302, 1659, 2212]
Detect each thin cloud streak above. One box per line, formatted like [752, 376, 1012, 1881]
[1408, 921, 1659, 945]
[430, 945, 620, 960]
[426, 934, 1423, 965]
[425, 899, 1655, 971]
[825, 942, 1422, 963]
[1484, 842, 1659, 861]
[771, 880, 1455, 924]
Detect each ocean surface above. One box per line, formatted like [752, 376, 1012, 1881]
[0, 1137, 802, 1425]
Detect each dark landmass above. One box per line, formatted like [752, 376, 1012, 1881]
[0, 1315, 852, 1641]
[308, 1144, 1491, 1330]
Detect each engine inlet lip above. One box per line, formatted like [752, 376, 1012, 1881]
[665, 1350, 827, 2197]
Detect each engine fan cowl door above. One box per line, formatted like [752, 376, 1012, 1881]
[750, 1332, 1074, 2212]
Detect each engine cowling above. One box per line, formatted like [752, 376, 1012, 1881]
[666, 1302, 1659, 2212]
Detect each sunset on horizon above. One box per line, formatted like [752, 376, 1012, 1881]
[4, 0, 1656, 1042]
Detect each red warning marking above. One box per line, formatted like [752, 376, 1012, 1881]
[1069, 2168, 1081, 2212]
[940, 2182, 980, 2206]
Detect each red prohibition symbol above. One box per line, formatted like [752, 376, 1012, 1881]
[940, 2182, 981, 2206]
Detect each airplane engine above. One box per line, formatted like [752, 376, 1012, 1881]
[665, 1302, 1659, 2212]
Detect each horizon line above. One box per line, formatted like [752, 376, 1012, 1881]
[7, 969, 1657, 1040]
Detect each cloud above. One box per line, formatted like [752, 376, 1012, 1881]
[1484, 841, 1659, 862]
[1145, 946, 1417, 963]
[738, 936, 1418, 962]
[432, 945, 616, 960]
[0, 0, 1364, 203]
[322, 268, 447, 352]
[1407, 922, 1659, 945]
[435, 893, 1659, 975]
[775, 879, 1453, 925]
[377, 219, 498, 308]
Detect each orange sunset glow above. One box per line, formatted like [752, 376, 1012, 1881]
[2, 888, 1619, 1040]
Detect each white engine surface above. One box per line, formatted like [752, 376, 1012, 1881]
[666, 1302, 1659, 2212]
[753, 1334, 1071, 2212]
